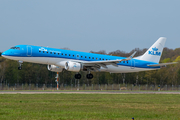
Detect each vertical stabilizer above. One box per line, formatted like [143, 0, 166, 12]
[138, 37, 166, 63]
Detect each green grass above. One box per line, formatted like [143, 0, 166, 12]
[0, 94, 180, 120]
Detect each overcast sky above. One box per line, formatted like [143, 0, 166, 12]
[0, 0, 180, 53]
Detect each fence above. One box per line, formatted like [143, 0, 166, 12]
[1, 83, 180, 91]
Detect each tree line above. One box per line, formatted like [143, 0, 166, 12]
[0, 47, 180, 86]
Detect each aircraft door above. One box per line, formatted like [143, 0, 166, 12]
[131, 59, 135, 69]
[27, 46, 32, 56]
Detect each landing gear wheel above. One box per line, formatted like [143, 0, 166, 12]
[18, 66, 22, 70]
[86, 73, 93, 79]
[18, 60, 23, 70]
[75, 74, 81, 79]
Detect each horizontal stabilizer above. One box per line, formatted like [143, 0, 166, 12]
[147, 62, 178, 67]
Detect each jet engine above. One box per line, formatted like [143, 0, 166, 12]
[65, 61, 81, 72]
[47, 65, 63, 72]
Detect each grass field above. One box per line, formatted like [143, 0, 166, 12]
[0, 94, 180, 120]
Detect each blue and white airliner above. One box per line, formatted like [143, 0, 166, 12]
[1, 37, 176, 79]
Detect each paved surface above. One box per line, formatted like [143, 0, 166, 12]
[1, 91, 180, 94]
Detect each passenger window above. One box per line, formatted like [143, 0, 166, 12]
[123, 61, 125, 63]
[85, 56, 87, 58]
[77, 55, 79, 57]
[65, 54, 67, 56]
[50, 52, 52, 54]
[81, 56, 83, 58]
[99, 58, 101, 60]
[43, 51, 45, 53]
[89, 57, 91, 59]
[69, 54, 71, 56]
[96, 58, 98, 60]
[61, 53, 63, 55]
[73, 55, 75, 57]
[127, 61, 129, 63]
[47, 52, 48, 53]
[58, 53, 59, 55]
[54, 52, 56, 54]
[39, 51, 41, 52]
[102, 59, 104, 60]
[92, 57, 94, 59]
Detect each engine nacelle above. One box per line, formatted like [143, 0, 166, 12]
[65, 61, 81, 72]
[47, 65, 63, 72]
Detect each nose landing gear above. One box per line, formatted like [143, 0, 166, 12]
[18, 66, 22, 70]
[18, 60, 23, 70]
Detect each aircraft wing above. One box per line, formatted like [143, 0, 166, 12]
[82, 58, 130, 67]
[79, 51, 136, 70]
[147, 62, 178, 67]
[82, 58, 130, 64]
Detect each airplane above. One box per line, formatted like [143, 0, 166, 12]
[1, 37, 177, 79]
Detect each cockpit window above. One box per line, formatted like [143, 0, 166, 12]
[16, 47, 20, 50]
[10, 47, 16, 49]
[10, 47, 20, 50]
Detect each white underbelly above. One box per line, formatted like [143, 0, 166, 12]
[4, 56, 158, 73]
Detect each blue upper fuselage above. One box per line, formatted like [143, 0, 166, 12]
[2, 45, 160, 69]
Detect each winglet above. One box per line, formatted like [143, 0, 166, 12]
[129, 51, 137, 59]
[120, 51, 137, 61]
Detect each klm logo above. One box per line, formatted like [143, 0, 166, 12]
[73, 64, 77, 68]
[148, 47, 161, 56]
[39, 47, 47, 51]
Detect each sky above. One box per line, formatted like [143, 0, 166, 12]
[0, 0, 180, 53]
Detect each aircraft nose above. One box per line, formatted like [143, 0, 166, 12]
[1, 52, 5, 56]
[1, 51, 8, 57]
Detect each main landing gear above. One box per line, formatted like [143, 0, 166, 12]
[86, 73, 93, 79]
[75, 73, 81, 79]
[74, 73, 93, 79]
[18, 60, 23, 70]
